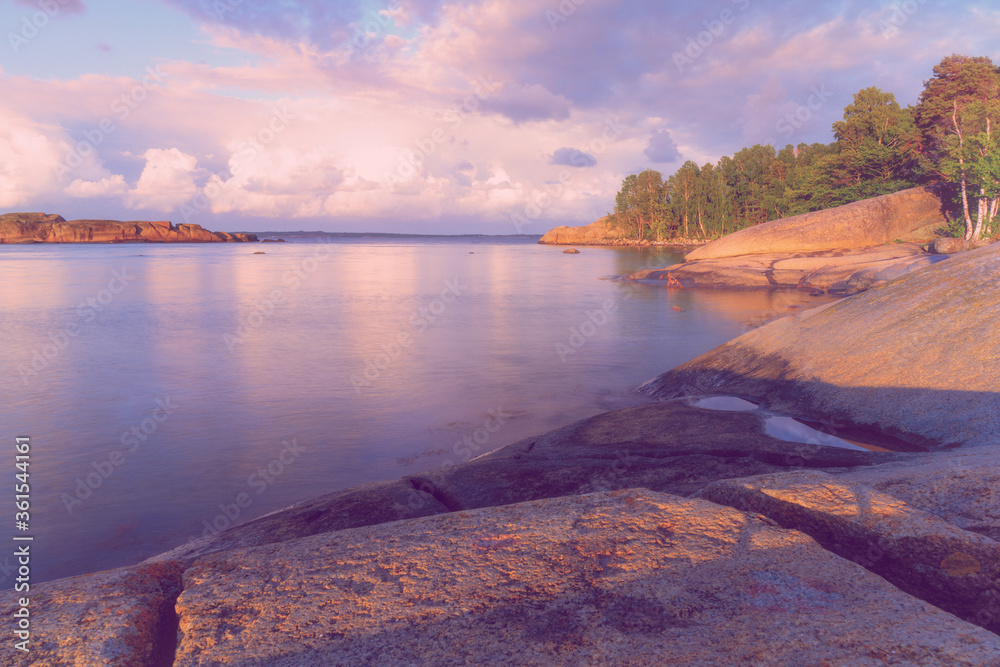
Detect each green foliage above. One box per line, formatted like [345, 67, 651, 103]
[610, 82, 939, 240]
[913, 54, 1000, 239]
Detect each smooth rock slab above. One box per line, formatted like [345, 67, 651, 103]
[0, 561, 183, 667]
[626, 244, 948, 292]
[838, 448, 1000, 542]
[684, 186, 948, 260]
[696, 470, 1000, 634]
[173, 490, 1000, 666]
[641, 243, 1000, 450]
[149, 401, 890, 569]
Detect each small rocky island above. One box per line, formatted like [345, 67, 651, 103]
[4, 192, 1000, 665]
[0, 212, 257, 244]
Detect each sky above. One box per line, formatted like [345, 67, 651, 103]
[1, 0, 998, 234]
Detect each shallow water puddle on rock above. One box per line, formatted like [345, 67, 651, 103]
[692, 396, 759, 412]
[763, 416, 870, 452]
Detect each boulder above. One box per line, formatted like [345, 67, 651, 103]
[641, 243, 1000, 450]
[696, 469, 1000, 634]
[931, 236, 969, 254]
[685, 186, 949, 261]
[170, 490, 1000, 666]
[562, 248, 581, 254]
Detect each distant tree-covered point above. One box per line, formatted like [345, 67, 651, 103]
[609, 54, 1000, 243]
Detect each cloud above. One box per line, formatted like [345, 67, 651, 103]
[549, 147, 596, 168]
[479, 83, 571, 124]
[125, 148, 198, 212]
[643, 130, 681, 164]
[0, 112, 67, 208]
[66, 174, 127, 198]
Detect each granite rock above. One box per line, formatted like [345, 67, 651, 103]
[684, 186, 948, 261]
[641, 243, 1000, 450]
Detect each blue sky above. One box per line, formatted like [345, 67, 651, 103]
[1, 0, 998, 233]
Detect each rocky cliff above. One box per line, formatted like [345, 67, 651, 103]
[537, 215, 621, 245]
[0, 213, 257, 243]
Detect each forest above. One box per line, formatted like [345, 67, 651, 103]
[608, 55, 1000, 242]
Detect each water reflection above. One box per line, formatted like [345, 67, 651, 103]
[0, 240, 836, 582]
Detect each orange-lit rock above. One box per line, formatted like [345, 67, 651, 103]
[538, 216, 621, 245]
[641, 242, 1000, 450]
[697, 469, 1000, 634]
[146, 400, 888, 567]
[170, 490, 1000, 666]
[627, 243, 951, 293]
[0, 561, 182, 666]
[0, 212, 257, 243]
[684, 186, 948, 261]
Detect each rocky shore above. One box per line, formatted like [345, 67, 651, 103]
[622, 186, 990, 294]
[537, 215, 702, 247]
[4, 196, 1000, 665]
[0, 213, 257, 244]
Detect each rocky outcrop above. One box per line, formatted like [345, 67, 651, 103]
[5, 220, 1000, 663]
[641, 243, 1000, 450]
[0, 213, 257, 243]
[684, 186, 949, 261]
[538, 216, 621, 245]
[147, 399, 891, 567]
[697, 469, 1000, 634]
[626, 243, 951, 293]
[169, 490, 1000, 666]
[9, 491, 1000, 666]
[0, 561, 183, 666]
[538, 216, 703, 246]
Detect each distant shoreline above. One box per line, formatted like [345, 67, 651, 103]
[247, 231, 544, 240]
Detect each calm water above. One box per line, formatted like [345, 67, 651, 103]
[0, 238, 831, 582]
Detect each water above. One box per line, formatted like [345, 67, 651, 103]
[0, 237, 831, 582]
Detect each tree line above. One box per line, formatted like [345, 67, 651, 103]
[609, 54, 1000, 242]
